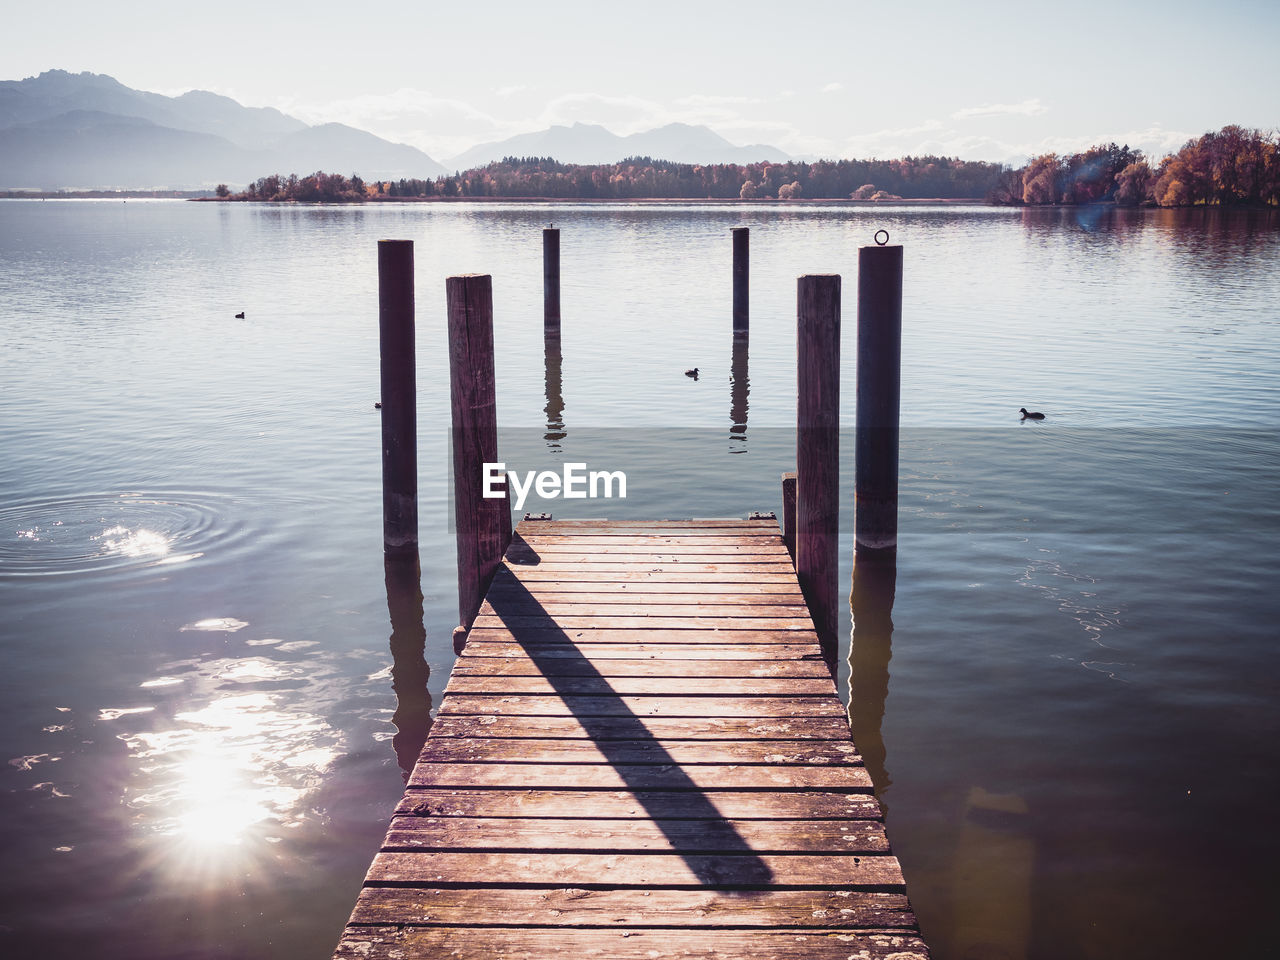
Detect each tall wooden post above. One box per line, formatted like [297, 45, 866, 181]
[448, 274, 511, 633]
[732, 227, 749, 335]
[543, 227, 560, 334]
[855, 243, 903, 556]
[378, 239, 417, 559]
[796, 274, 841, 671]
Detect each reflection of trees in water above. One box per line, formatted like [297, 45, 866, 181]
[385, 556, 432, 780]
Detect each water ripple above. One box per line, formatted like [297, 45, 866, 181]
[0, 491, 249, 578]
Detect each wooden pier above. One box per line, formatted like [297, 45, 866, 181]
[333, 516, 928, 959]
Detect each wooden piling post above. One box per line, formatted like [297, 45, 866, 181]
[378, 239, 417, 559]
[543, 227, 560, 334]
[732, 227, 749, 335]
[448, 274, 511, 632]
[855, 242, 903, 556]
[781, 472, 797, 562]
[796, 274, 841, 670]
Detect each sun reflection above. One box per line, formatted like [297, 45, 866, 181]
[95, 524, 171, 559]
[113, 673, 342, 879]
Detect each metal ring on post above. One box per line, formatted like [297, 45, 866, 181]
[874, 230, 890, 246]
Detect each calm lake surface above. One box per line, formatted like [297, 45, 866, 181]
[1, 199, 1277, 959]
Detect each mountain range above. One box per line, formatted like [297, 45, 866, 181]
[0, 70, 448, 190]
[0, 70, 790, 191]
[444, 122, 790, 169]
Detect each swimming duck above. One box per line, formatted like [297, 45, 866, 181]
[234, 311, 245, 319]
[1020, 407, 1045, 420]
[684, 368, 699, 380]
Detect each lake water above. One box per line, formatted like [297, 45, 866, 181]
[1, 199, 1277, 959]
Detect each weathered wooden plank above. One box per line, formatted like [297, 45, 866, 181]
[382, 817, 888, 853]
[427, 716, 856, 742]
[443, 675, 837, 697]
[396, 789, 885, 820]
[487, 587, 809, 605]
[456, 642, 825, 661]
[415, 738, 859, 765]
[512, 542, 789, 556]
[480, 601, 812, 620]
[523, 519, 776, 528]
[451, 657, 834, 678]
[366, 851, 903, 888]
[505, 569, 800, 583]
[334, 927, 929, 960]
[506, 554, 792, 566]
[348, 886, 917, 929]
[492, 579, 806, 595]
[471, 614, 816, 631]
[518, 535, 787, 547]
[463, 627, 820, 645]
[436, 695, 846, 718]
[408, 762, 873, 791]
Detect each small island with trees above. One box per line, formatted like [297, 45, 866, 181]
[211, 125, 1278, 207]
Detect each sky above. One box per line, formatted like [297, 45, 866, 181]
[4, 0, 1278, 164]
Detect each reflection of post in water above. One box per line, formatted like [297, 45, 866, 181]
[385, 556, 432, 781]
[848, 555, 896, 802]
[544, 331, 565, 450]
[729, 332, 749, 452]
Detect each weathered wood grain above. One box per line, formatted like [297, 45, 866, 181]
[462, 626, 820, 645]
[450, 656, 834, 678]
[427, 716, 857, 742]
[334, 927, 929, 959]
[443, 674, 836, 697]
[407, 762, 873, 791]
[395, 789, 885, 820]
[409, 738, 858, 765]
[480, 601, 813, 619]
[435, 694, 847, 718]
[367, 851, 903, 887]
[471, 614, 816, 631]
[456, 642, 825, 661]
[382, 817, 888, 853]
[348, 886, 918, 929]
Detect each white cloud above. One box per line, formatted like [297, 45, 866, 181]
[820, 82, 843, 93]
[952, 98, 1048, 120]
[495, 85, 526, 98]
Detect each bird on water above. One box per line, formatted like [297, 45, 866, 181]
[684, 367, 699, 380]
[234, 311, 245, 319]
[1020, 407, 1045, 420]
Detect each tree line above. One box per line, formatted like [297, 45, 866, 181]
[221, 125, 1278, 206]
[989, 126, 1279, 207]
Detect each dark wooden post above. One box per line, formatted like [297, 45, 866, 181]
[448, 274, 511, 633]
[781, 472, 797, 563]
[732, 227, 749, 335]
[543, 227, 560, 334]
[855, 243, 903, 556]
[378, 239, 417, 559]
[796, 274, 841, 670]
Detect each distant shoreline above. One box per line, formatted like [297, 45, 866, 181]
[189, 195, 988, 205]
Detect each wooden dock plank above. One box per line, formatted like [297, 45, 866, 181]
[333, 518, 927, 959]
[406, 762, 873, 791]
[417, 739, 859, 765]
[435, 695, 848, 718]
[426, 716, 857, 741]
[383, 817, 888, 853]
[442, 675, 837, 696]
[348, 887, 918, 929]
[395, 789, 886, 819]
[334, 928, 929, 959]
